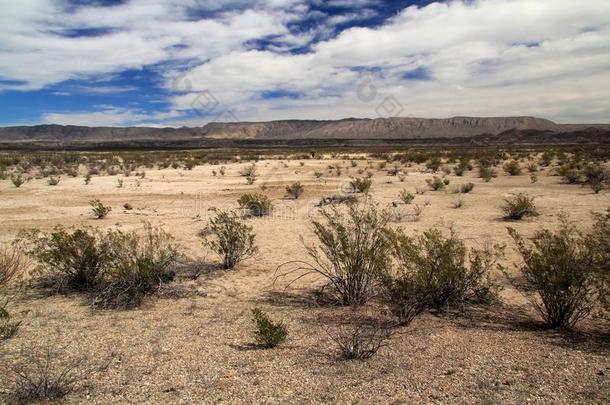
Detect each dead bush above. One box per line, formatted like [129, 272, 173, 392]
[327, 319, 392, 360]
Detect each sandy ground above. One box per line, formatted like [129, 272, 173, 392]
[0, 157, 609, 403]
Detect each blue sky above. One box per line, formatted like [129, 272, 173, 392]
[1, 0, 610, 127]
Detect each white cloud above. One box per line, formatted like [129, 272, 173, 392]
[2, 0, 610, 124]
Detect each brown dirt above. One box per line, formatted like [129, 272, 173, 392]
[0, 157, 608, 404]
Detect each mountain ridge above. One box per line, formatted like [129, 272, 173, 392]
[1, 116, 609, 145]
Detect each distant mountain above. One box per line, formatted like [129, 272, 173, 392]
[1, 117, 609, 148]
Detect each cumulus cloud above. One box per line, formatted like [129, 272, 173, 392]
[1, 0, 610, 124]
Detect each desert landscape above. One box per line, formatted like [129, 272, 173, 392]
[0, 147, 608, 403]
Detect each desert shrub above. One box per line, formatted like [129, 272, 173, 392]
[530, 173, 538, 183]
[202, 211, 257, 269]
[278, 203, 393, 305]
[503, 160, 522, 176]
[426, 157, 442, 172]
[251, 307, 288, 348]
[47, 176, 60, 186]
[426, 176, 445, 191]
[90, 199, 112, 219]
[349, 177, 372, 193]
[8, 346, 102, 402]
[11, 174, 24, 188]
[19, 227, 109, 291]
[583, 163, 608, 193]
[327, 320, 392, 360]
[383, 228, 502, 316]
[501, 193, 539, 220]
[479, 166, 496, 182]
[460, 182, 475, 193]
[452, 198, 464, 209]
[398, 189, 414, 204]
[508, 219, 597, 328]
[93, 224, 178, 309]
[557, 165, 580, 184]
[285, 182, 304, 199]
[238, 193, 272, 217]
[585, 208, 610, 314]
[239, 163, 257, 177]
[540, 152, 554, 166]
[0, 246, 26, 289]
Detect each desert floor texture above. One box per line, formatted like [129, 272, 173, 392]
[0, 156, 609, 404]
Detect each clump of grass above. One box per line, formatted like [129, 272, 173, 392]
[238, 193, 272, 217]
[285, 182, 304, 199]
[201, 211, 257, 269]
[501, 193, 539, 220]
[251, 307, 288, 348]
[90, 199, 112, 219]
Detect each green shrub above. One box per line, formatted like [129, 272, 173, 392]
[502, 193, 539, 220]
[11, 174, 25, 188]
[279, 203, 393, 305]
[238, 193, 272, 217]
[426, 176, 445, 191]
[251, 307, 288, 348]
[202, 211, 257, 269]
[47, 176, 60, 186]
[383, 228, 502, 319]
[285, 182, 304, 199]
[93, 224, 178, 309]
[508, 219, 597, 328]
[583, 163, 608, 193]
[398, 189, 414, 204]
[90, 199, 111, 219]
[479, 166, 496, 182]
[19, 227, 109, 291]
[460, 182, 475, 193]
[426, 157, 442, 172]
[349, 177, 372, 193]
[503, 160, 522, 176]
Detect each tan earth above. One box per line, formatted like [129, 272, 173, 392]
[0, 155, 609, 404]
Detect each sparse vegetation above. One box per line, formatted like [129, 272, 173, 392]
[349, 177, 372, 193]
[90, 199, 112, 219]
[503, 160, 522, 176]
[508, 218, 598, 328]
[279, 203, 393, 305]
[460, 182, 475, 193]
[238, 193, 272, 217]
[398, 189, 414, 204]
[501, 193, 539, 220]
[426, 176, 445, 191]
[202, 211, 257, 269]
[285, 182, 304, 199]
[251, 307, 288, 348]
[327, 320, 392, 360]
